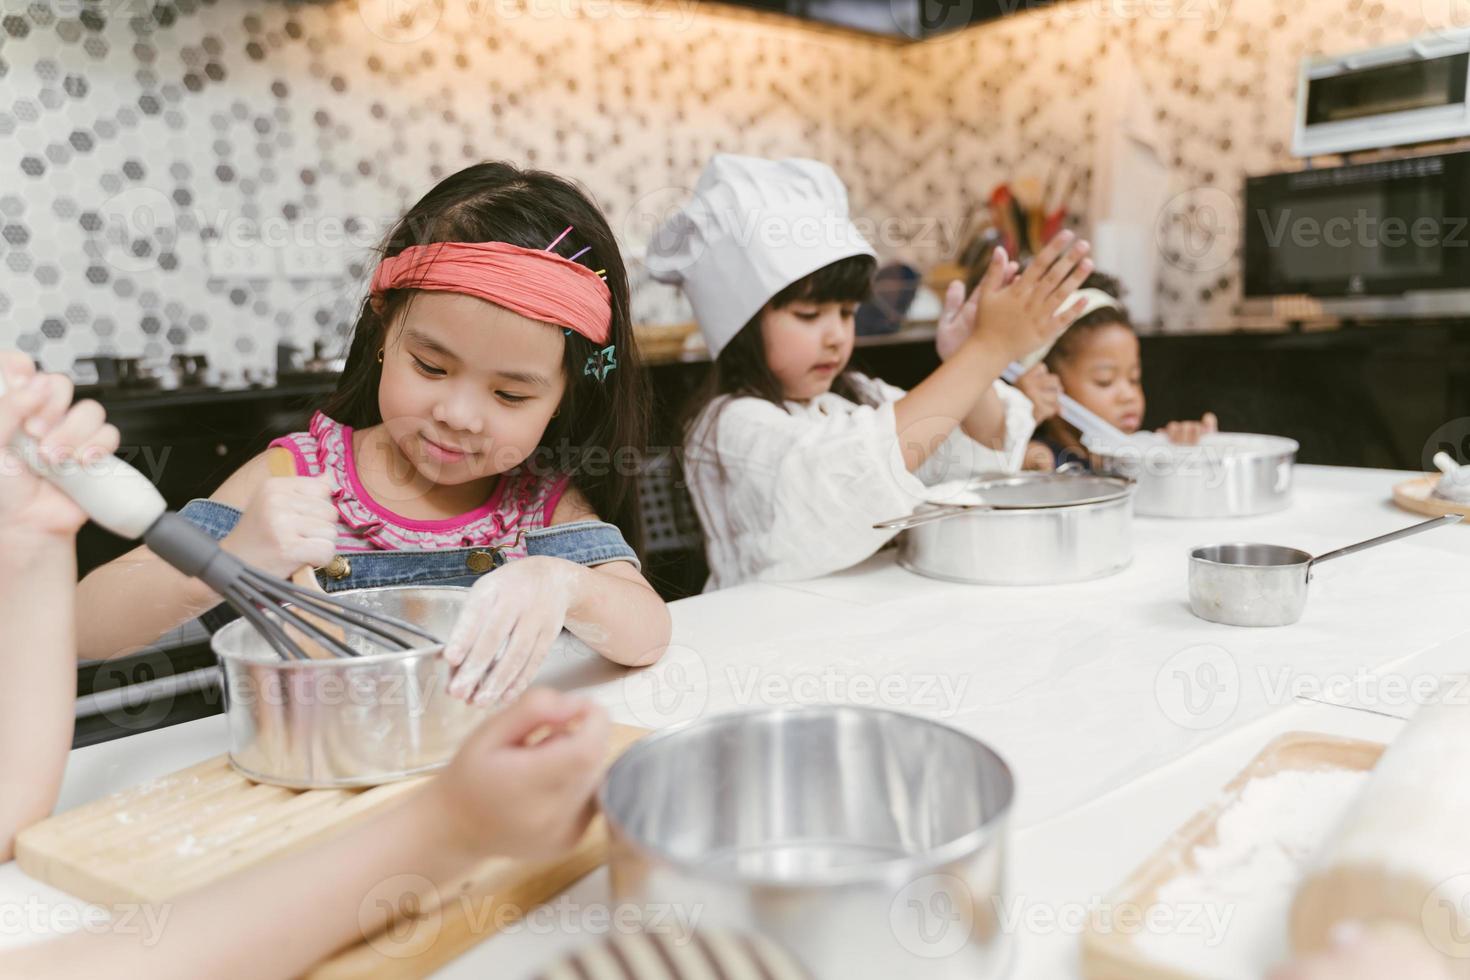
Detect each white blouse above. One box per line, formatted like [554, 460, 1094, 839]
[684, 373, 1037, 591]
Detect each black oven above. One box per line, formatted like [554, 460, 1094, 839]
[1243, 150, 1470, 317]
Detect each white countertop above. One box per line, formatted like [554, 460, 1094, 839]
[2, 464, 1466, 977]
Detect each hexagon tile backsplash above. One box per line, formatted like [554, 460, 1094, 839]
[0, 0, 1438, 381]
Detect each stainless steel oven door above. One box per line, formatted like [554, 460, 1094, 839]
[1295, 31, 1470, 156]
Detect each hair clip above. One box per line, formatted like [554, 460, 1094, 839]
[568, 245, 591, 262]
[584, 344, 617, 382]
[563, 328, 573, 337]
[546, 226, 573, 252]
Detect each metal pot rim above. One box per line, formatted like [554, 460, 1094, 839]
[1188, 543, 1312, 570]
[1091, 433, 1299, 462]
[917, 473, 1135, 514]
[913, 492, 1134, 517]
[599, 704, 1016, 889]
[226, 756, 449, 789]
[210, 584, 459, 668]
[211, 638, 446, 669]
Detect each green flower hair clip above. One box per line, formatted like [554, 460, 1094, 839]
[584, 344, 617, 382]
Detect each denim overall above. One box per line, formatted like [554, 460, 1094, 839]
[178, 499, 639, 633]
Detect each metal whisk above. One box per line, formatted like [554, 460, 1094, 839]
[1, 374, 439, 661]
[145, 511, 437, 660]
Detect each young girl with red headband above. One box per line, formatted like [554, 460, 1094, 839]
[0, 351, 615, 977]
[77, 162, 670, 705]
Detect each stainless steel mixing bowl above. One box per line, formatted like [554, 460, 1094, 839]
[600, 705, 1017, 978]
[1092, 433, 1298, 518]
[211, 585, 490, 788]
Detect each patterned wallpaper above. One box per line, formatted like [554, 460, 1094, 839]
[888, 0, 1447, 330]
[0, 0, 1444, 381]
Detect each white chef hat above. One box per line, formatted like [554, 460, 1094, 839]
[645, 154, 877, 358]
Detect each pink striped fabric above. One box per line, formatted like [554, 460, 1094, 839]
[269, 412, 569, 557]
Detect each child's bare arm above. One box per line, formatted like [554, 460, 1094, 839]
[891, 269, 1013, 471]
[548, 490, 671, 670]
[74, 450, 337, 661]
[0, 543, 75, 864]
[3, 689, 609, 979]
[75, 450, 264, 660]
[1, 784, 472, 978]
[958, 383, 1010, 450]
[0, 355, 119, 860]
[894, 234, 1092, 472]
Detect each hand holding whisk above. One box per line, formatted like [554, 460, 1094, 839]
[0, 372, 437, 662]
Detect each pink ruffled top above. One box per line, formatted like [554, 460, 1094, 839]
[269, 412, 569, 557]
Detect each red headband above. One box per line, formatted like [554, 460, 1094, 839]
[369, 241, 612, 345]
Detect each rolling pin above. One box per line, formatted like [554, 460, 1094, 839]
[1291, 691, 1470, 974]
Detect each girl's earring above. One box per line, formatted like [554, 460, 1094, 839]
[376, 348, 385, 364]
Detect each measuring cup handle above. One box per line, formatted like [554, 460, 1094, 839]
[1308, 514, 1463, 573]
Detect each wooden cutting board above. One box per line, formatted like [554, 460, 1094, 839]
[1393, 475, 1470, 520]
[16, 723, 649, 979]
[1080, 731, 1386, 980]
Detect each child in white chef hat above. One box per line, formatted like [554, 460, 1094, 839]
[647, 154, 1094, 590]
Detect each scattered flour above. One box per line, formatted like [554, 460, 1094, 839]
[1131, 768, 1368, 979]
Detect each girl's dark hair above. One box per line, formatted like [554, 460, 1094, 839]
[322, 161, 650, 553]
[1042, 270, 1132, 370]
[679, 254, 877, 448]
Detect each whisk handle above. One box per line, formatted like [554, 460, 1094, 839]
[0, 371, 168, 540]
[143, 511, 247, 594]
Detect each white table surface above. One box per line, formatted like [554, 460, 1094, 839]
[2, 464, 1466, 978]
